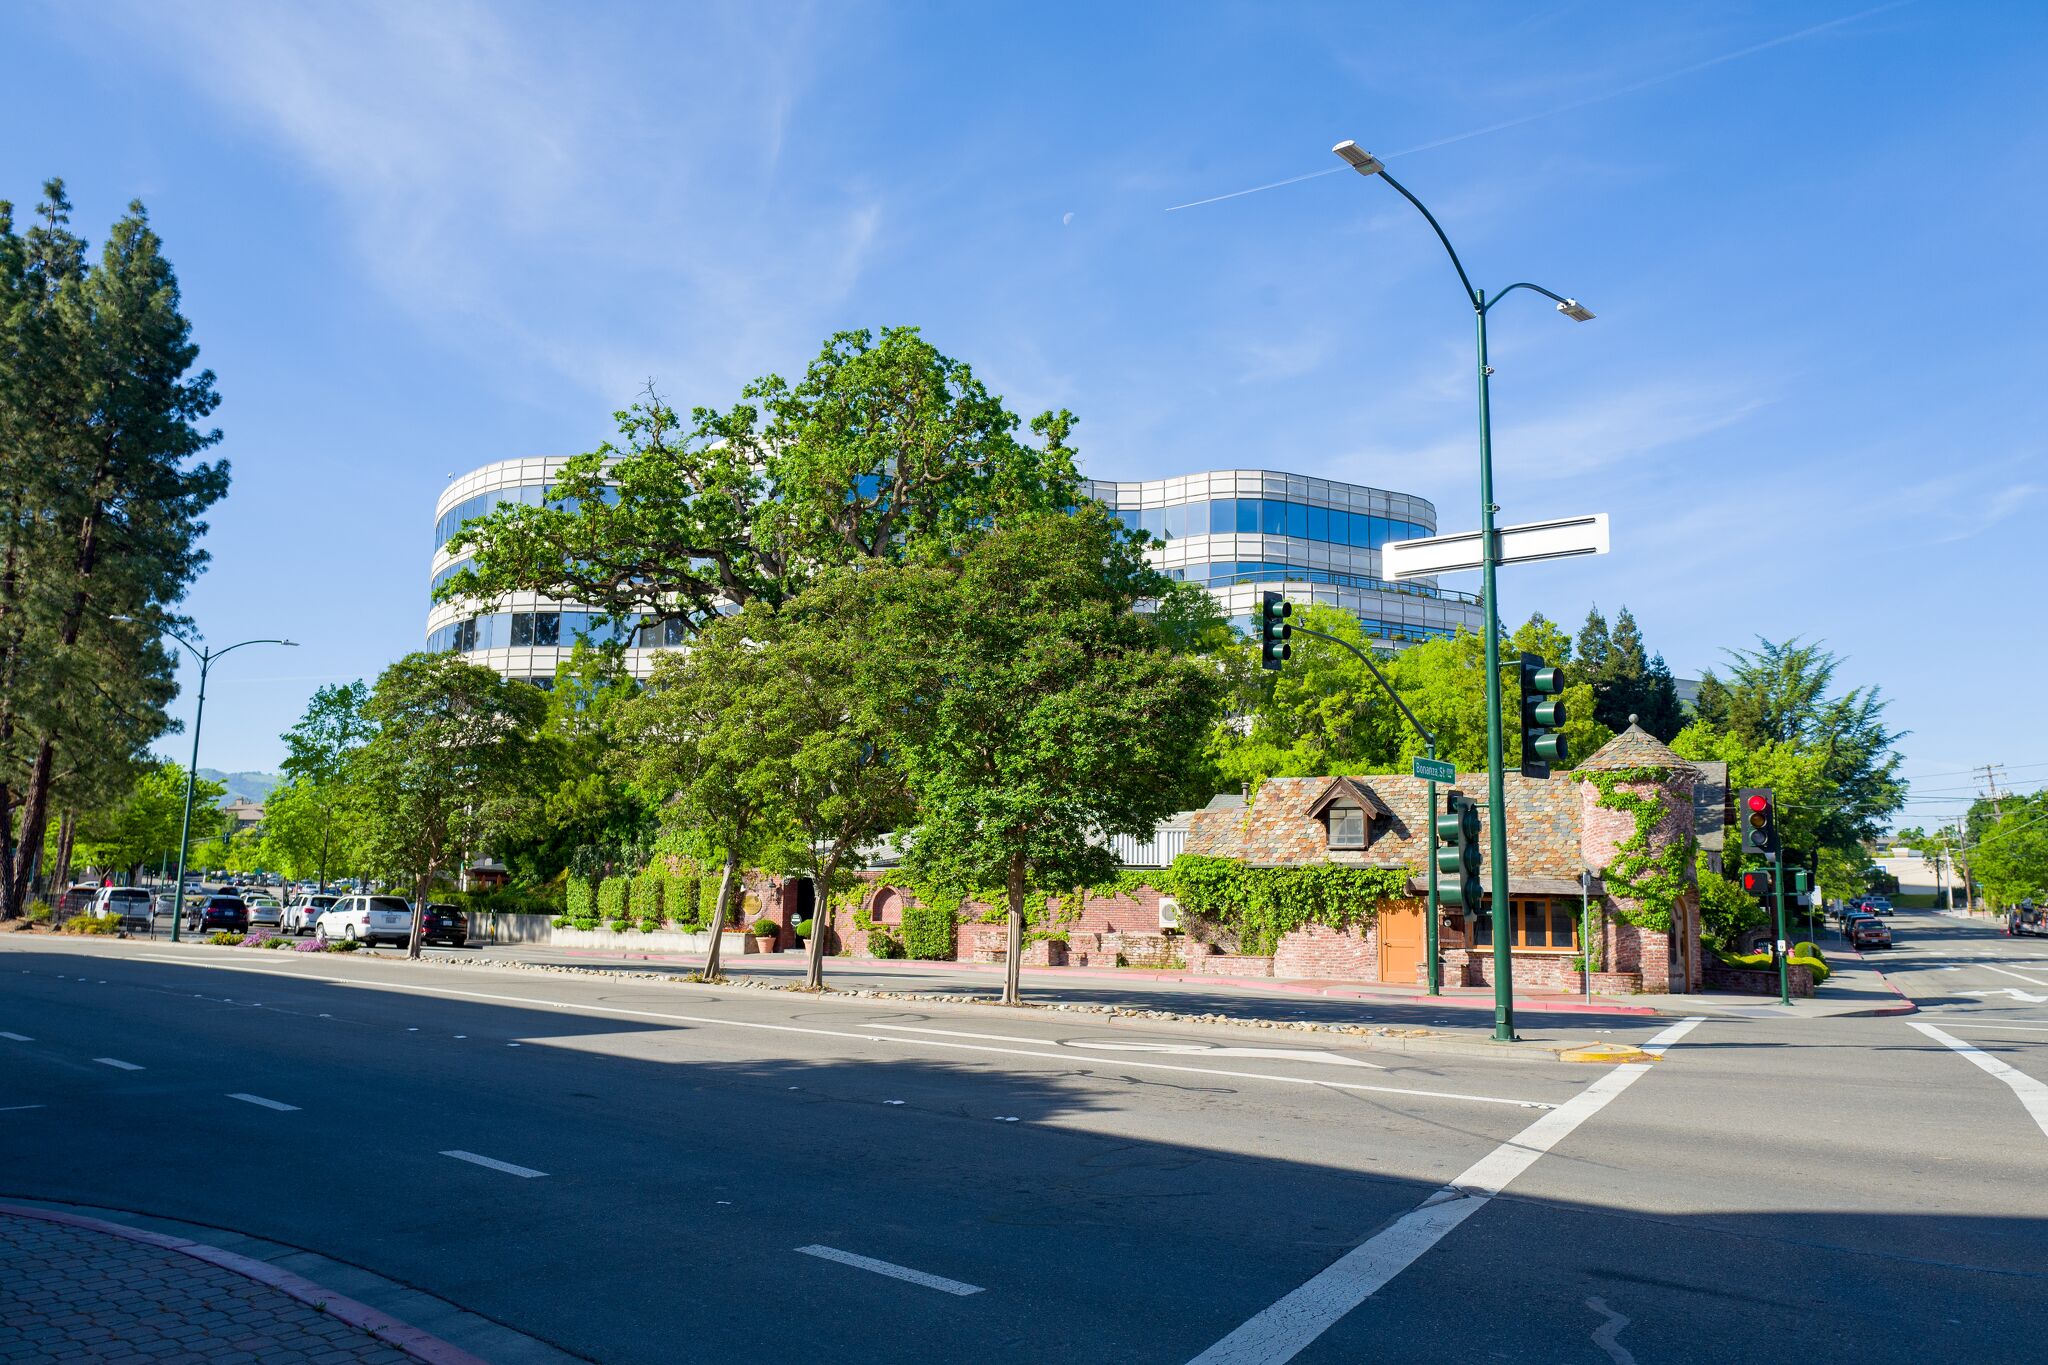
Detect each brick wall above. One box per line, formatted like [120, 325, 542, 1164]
[1271, 923, 1377, 980]
[1704, 962, 1814, 997]
[1184, 951, 1274, 977]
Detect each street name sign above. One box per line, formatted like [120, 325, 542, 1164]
[1412, 756, 1455, 784]
[1382, 513, 1610, 581]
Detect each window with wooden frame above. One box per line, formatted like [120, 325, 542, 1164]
[1467, 896, 1578, 952]
[1327, 804, 1366, 849]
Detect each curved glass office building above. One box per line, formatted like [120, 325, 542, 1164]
[1080, 471, 1482, 642]
[430, 461, 1482, 680]
[426, 457, 675, 685]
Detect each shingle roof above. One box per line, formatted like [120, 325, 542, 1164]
[1576, 722, 1696, 776]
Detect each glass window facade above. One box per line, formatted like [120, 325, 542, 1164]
[434, 484, 618, 551]
[426, 610, 643, 655]
[1171, 560, 1476, 608]
[1108, 498, 1428, 547]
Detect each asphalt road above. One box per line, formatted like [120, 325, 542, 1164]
[4, 920, 2045, 1364]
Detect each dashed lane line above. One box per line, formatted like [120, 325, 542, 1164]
[0, 1032, 31, 1042]
[93, 1057, 143, 1071]
[795, 1244, 984, 1296]
[1910, 1022, 2048, 1140]
[441, 1150, 547, 1179]
[1185, 1017, 1707, 1365]
[119, 956, 1559, 1110]
[227, 1093, 300, 1112]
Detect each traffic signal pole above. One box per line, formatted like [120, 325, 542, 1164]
[1475, 292, 1516, 1043]
[1773, 854, 1790, 1007]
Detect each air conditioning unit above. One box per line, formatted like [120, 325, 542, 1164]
[1157, 896, 1181, 931]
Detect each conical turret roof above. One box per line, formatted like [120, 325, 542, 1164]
[1577, 718, 1695, 775]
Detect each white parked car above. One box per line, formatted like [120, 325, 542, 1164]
[315, 895, 415, 947]
[283, 893, 342, 935]
[89, 887, 156, 930]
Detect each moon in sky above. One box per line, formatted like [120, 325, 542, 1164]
[1061, 212, 1074, 226]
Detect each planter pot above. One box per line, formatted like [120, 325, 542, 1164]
[753, 935, 778, 954]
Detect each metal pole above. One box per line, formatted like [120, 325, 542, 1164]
[1581, 869, 1593, 1004]
[1475, 294, 1516, 1043]
[168, 650, 209, 943]
[1773, 853, 1789, 1006]
[1425, 741, 1440, 995]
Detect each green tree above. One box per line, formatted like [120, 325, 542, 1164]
[67, 761, 222, 881]
[278, 681, 370, 890]
[437, 327, 1083, 640]
[343, 654, 549, 957]
[1961, 793, 2048, 909]
[874, 507, 1225, 1005]
[611, 628, 791, 980]
[0, 182, 228, 916]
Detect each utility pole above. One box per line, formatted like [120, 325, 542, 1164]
[1981, 764, 2007, 821]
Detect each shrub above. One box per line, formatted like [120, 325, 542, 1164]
[867, 928, 905, 959]
[325, 938, 360, 952]
[793, 918, 813, 940]
[264, 936, 293, 949]
[570, 917, 600, 932]
[638, 921, 657, 933]
[1791, 954, 1830, 984]
[208, 931, 245, 946]
[551, 916, 571, 929]
[292, 938, 325, 953]
[597, 876, 629, 921]
[565, 878, 595, 921]
[1792, 941, 1824, 963]
[632, 866, 664, 921]
[664, 870, 703, 929]
[608, 918, 633, 933]
[900, 899, 957, 961]
[748, 918, 778, 938]
[25, 900, 53, 923]
[61, 914, 121, 935]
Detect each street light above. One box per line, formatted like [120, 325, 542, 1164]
[1330, 140, 1595, 1042]
[111, 617, 296, 941]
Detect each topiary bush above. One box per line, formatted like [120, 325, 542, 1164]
[597, 876, 629, 922]
[867, 928, 905, 959]
[632, 866, 665, 926]
[663, 870, 702, 929]
[565, 878, 595, 921]
[901, 899, 957, 961]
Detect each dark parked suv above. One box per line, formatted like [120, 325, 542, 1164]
[420, 903, 468, 948]
[184, 895, 249, 934]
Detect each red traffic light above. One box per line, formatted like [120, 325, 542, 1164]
[1746, 794, 1769, 812]
[1740, 871, 1770, 896]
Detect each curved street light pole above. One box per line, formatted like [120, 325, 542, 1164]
[118, 622, 297, 941]
[1333, 142, 1594, 1041]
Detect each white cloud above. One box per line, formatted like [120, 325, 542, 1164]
[81, 0, 880, 405]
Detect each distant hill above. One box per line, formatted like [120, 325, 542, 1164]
[197, 769, 283, 807]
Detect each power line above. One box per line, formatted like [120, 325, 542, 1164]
[1899, 758, 2048, 783]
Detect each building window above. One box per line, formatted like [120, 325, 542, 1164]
[1328, 804, 1366, 849]
[1468, 897, 1578, 952]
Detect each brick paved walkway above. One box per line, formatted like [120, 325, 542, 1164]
[0, 1210, 419, 1364]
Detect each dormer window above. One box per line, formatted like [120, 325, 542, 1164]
[1328, 804, 1366, 849]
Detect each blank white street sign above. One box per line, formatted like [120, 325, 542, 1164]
[1382, 513, 1610, 580]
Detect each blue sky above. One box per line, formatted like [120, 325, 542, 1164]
[5, 0, 2043, 826]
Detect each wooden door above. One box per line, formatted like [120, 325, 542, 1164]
[1379, 903, 1424, 985]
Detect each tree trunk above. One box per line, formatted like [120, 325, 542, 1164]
[1003, 853, 1026, 1006]
[805, 866, 830, 991]
[703, 852, 737, 981]
[408, 869, 430, 959]
[53, 809, 77, 893]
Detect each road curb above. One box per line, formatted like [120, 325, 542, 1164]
[0, 1203, 491, 1365]
[1840, 941, 1920, 1016]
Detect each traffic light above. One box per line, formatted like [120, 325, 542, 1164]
[1518, 652, 1567, 779]
[1435, 790, 1483, 915]
[1739, 868, 1773, 901]
[1737, 787, 1779, 855]
[1259, 591, 1292, 671]
[1790, 868, 1812, 895]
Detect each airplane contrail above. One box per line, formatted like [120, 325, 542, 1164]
[1164, 0, 1912, 213]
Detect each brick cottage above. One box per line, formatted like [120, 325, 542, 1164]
[762, 723, 1721, 996]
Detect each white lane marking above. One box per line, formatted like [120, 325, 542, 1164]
[227, 1093, 300, 1112]
[120, 958, 1553, 1110]
[884, 1099, 906, 1105]
[795, 1244, 984, 1296]
[1, 1104, 47, 1112]
[871, 1022, 1380, 1069]
[1638, 1016, 1706, 1056]
[1927, 1020, 2048, 1034]
[1910, 1022, 2048, 1139]
[1187, 1038, 1689, 1365]
[93, 1057, 143, 1071]
[1980, 962, 2048, 980]
[0, 1032, 32, 1042]
[1587, 1296, 1638, 1365]
[441, 1150, 547, 1178]
[1964, 988, 2048, 1004]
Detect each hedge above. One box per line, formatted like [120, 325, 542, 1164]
[665, 870, 703, 930]
[597, 876, 629, 921]
[1167, 855, 1408, 956]
[632, 866, 665, 925]
[565, 877, 595, 921]
[901, 899, 957, 961]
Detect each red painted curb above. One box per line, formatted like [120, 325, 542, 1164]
[1841, 940, 1919, 1015]
[0, 1204, 491, 1365]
